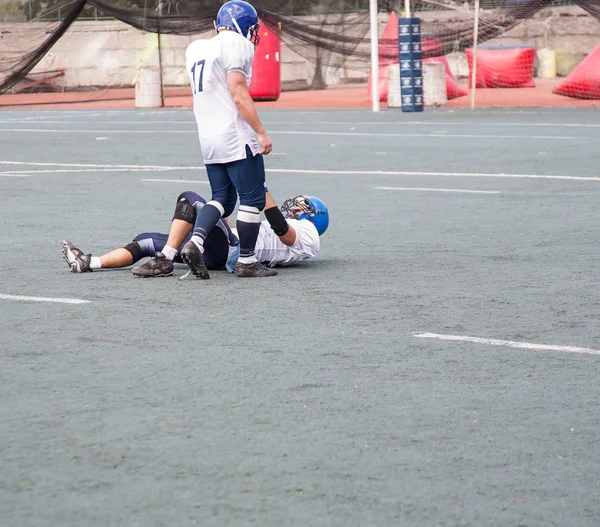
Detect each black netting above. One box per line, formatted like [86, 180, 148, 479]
[1, 0, 598, 94]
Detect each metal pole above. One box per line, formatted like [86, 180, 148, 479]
[470, 0, 480, 110]
[157, 23, 165, 107]
[369, 0, 380, 112]
[404, 0, 411, 18]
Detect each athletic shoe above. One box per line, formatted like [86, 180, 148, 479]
[181, 241, 210, 279]
[62, 240, 92, 273]
[235, 261, 278, 278]
[132, 252, 173, 278]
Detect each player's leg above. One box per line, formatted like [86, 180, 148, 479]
[181, 166, 237, 279]
[227, 146, 277, 277]
[164, 191, 205, 259]
[132, 192, 198, 277]
[202, 223, 233, 271]
[62, 234, 166, 273]
[62, 240, 94, 273]
[131, 232, 188, 277]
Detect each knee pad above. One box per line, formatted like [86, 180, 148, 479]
[173, 198, 196, 224]
[123, 241, 144, 262]
[131, 234, 157, 258]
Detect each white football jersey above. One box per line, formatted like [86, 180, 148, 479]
[255, 219, 320, 267]
[231, 219, 320, 267]
[185, 31, 259, 164]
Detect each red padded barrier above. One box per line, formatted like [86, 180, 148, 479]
[249, 21, 281, 101]
[553, 42, 600, 100]
[466, 47, 535, 88]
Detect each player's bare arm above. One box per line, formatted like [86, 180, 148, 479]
[265, 190, 296, 246]
[226, 71, 272, 155]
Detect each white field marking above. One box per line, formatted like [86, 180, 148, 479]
[274, 169, 600, 182]
[0, 169, 194, 175]
[375, 186, 499, 194]
[268, 121, 600, 129]
[0, 160, 200, 169]
[414, 333, 600, 356]
[2, 119, 600, 129]
[2, 161, 600, 182]
[0, 128, 580, 140]
[141, 179, 209, 183]
[270, 130, 579, 140]
[0, 293, 90, 305]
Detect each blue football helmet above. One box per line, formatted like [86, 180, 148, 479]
[216, 1, 260, 46]
[281, 195, 329, 236]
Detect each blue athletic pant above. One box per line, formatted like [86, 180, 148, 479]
[206, 145, 266, 215]
[131, 230, 229, 270]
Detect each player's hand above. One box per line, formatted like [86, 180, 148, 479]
[257, 132, 273, 155]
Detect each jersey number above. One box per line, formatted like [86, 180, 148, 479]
[190, 60, 205, 94]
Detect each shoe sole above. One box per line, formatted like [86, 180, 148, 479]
[181, 248, 210, 279]
[236, 272, 278, 277]
[62, 242, 81, 272]
[132, 270, 174, 278]
[236, 267, 278, 278]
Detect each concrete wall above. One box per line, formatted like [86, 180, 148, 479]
[1, 6, 598, 91]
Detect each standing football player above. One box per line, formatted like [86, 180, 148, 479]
[172, 0, 276, 279]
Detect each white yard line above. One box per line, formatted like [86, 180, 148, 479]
[1, 168, 196, 175]
[2, 119, 599, 128]
[0, 128, 580, 140]
[0, 294, 90, 305]
[375, 186, 499, 194]
[2, 161, 599, 182]
[141, 179, 209, 183]
[0, 161, 197, 169]
[270, 130, 579, 140]
[414, 333, 600, 356]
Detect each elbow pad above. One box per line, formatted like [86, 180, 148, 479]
[264, 207, 290, 236]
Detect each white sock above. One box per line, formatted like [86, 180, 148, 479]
[237, 255, 257, 265]
[190, 235, 205, 253]
[161, 245, 178, 260]
[90, 256, 102, 270]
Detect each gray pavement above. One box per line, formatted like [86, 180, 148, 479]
[1, 108, 600, 526]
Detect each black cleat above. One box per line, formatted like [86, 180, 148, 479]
[132, 252, 174, 277]
[181, 241, 210, 279]
[62, 240, 92, 273]
[235, 261, 278, 278]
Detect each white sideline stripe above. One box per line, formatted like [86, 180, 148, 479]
[414, 333, 600, 356]
[1, 169, 196, 175]
[0, 128, 579, 140]
[0, 161, 204, 170]
[141, 179, 209, 183]
[270, 130, 579, 140]
[0, 294, 90, 305]
[0, 173, 30, 177]
[2, 161, 599, 182]
[375, 186, 499, 194]
[2, 120, 600, 129]
[275, 169, 599, 182]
